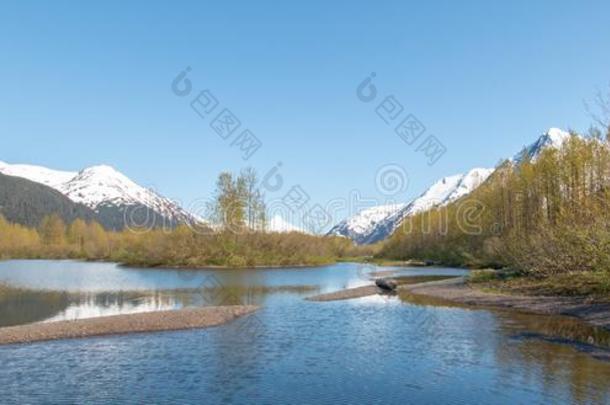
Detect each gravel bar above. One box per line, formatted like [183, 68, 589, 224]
[0, 305, 260, 346]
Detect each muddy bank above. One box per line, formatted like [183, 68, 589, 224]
[401, 277, 610, 331]
[0, 305, 259, 346]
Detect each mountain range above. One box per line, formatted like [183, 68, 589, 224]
[327, 128, 572, 244]
[326, 168, 494, 244]
[0, 162, 199, 231]
[0, 128, 573, 240]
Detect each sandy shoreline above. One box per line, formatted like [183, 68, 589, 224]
[0, 306, 259, 346]
[401, 277, 610, 331]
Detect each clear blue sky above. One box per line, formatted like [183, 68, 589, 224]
[2, 1, 610, 224]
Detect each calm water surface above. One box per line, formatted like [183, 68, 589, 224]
[0, 260, 609, 404]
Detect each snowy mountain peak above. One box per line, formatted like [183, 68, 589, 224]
[79, 164, 124, 178]
[513, 128, 571, 163]
[547, 127, 571, 141]
[327, 203, 407, 244]
[63, 164, 157, 208]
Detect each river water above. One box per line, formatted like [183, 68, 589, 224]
[0, 260, 609, 404]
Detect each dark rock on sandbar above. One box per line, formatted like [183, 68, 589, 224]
[375, 278, 398, 291]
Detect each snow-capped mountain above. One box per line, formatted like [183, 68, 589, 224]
[0, 127, 575, 237]
[328, 168, 494, 244]
[266, 214, 308, 233]
[0, 161, 199, 230]
[512, 128, 572, 163]
[401, 170, 490, 215]
[326, 204, 407, 244]
[0, 161, 76, 189]
[328, 127, 575, 245]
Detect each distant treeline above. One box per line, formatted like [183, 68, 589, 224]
[0, 168, 368, 267]
[0, 214, 360, 267]
[381, 129, 610, 280]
